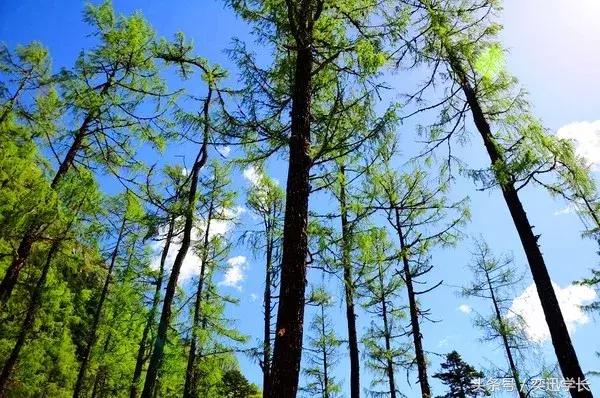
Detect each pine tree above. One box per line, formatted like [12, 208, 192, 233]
[302, 287, 342, 398]
[245, 170, 284, 398]
[463, 242, 527, 396]
[433, 351, 487, 398]
[0, 171, 101, 395]
[130, 166, 186, 398]
[218, 369, 261, 398]
[183, 161, 238, 398]
[359, 227, 408, 398]
[73, 190, 146, 398]
[367, 146, 469, 398]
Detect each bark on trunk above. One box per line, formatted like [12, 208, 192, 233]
[262, 226, 274, 398]
[448, 52, 591, 398]
[130, 216, 175, 398]
[339, 166, 360, 398]
[378, 263, 397, 398]
[320, 303, 330, 398]
[395, 211, 431, 398]
[182, 200, 214, 398]
[73, 216, 127, 398]
[269, 11, 314, 397]
[140, 87, 211, 398]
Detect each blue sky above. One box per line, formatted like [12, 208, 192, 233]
[2, 0, 600, 396]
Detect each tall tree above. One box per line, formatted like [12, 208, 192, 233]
[462, 241, 530, 398]
[73, 191, 145, 398]
[0, 172, 100, 395]
[140, 49, 225, 397]
[302, 287, 342, 398]
[130, 166, 187, 398]
[367, 149, 468, 398]
[245, 171, 284, 398]
[359, 227, 408, 398]
[183, 161, 237, 398]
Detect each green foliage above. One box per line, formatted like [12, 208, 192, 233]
[302, 287, 342, 398]
[218, 369, 261, 398]
[433, 351, 488, 398]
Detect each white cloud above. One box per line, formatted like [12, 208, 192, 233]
[149, 221, 202, 282]
[219, 256, 248, 291]
[458, 304, 472, 314]
[556, 120, 600, 170]
[509, 282, 596, 343]
[243, 165, 261, 186]
[150, 205, 245, 284]
[554, 204, 576, 216]
[217, 146, 231, 157]
[250, 293, 258, 302]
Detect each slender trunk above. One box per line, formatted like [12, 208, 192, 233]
[378, 263, 397, 398]
[447, 52, 591, 398]
[339, 166, 360, 398]
[262, 227, 274, 398]
[183, 199, 214, 398]
[91, 335, 112, 398]
[140, 87, 212, 398]
[130, 217, 175, 398]
[484, 271, 525, 398]
[0, 241, 60, 394]
[73, 216, 127, 398]
[270, 12, 314, 396]
[90, 371, 102, 398]
[395, 210, 431, 398]
[320, 303, 330, 398]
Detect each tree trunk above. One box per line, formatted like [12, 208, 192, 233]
[73, 215, 127, 398]
[130, 217, 175, 398]
[395, 210, 431, 398]
[269, 10, 314, 396]
[339, 166, 360, 398]
[183, 199, 214, 398]
[448, 52, 591, 398]
[0, 241, 60, 394]
[140, 87, 211, 398]
[378, 263, 397, 398]
[262, 227, 274, 398]
[484, 270, 525, 398]
[320, 303, 330, 398]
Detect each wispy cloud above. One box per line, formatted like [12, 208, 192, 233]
[509, 281, 596, 343]
[219, 256, 249, 291]
[458, 304, 472, 314]
[217, 146, 231, 157]
[243, 165, 261, 186]
[553, 203, 577, 216]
